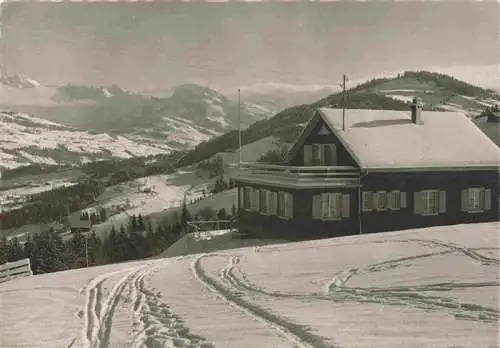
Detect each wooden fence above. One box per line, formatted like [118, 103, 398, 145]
[0, 258, 33, 284]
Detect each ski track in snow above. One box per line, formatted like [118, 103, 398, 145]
[191, 254, 322, 348]
[216, 241, 500, 325]
[81, 261, 212, 348]
[407, 238, 500, 266]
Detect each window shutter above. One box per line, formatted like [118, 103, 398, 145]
[312, 144, 319, 165]
[341, 194, 350, 218]
[287, 193, 293, 218]
[247, 188, 252, 209]
[328, 144, 337, 166]
[373, 192, 380, 211]
[274, 192, 278, 215]
[239, 187, 244, 209]
[303, 145, 312, 166]
[438, 190, 446, 213]
[388, 191, 394, 210]
[362, 192, 371, 212]
[401, 192, 407, 209]
[414, 192, 422, 215]
[312, 194, 321, 219]
[484, 188, 492, 211]
[254, 189, 260, 211]
[461, 189, 469, 212]
[375, 191, 386, 211]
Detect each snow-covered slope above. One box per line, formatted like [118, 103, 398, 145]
[0, 111, 172, 169]
[0, 78, 275, 168]
[0, 222, 498, 348]
[0, 73, 41, 89]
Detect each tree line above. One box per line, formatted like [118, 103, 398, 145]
[1, 180, 105, 230]
[0, 203, 237, 275]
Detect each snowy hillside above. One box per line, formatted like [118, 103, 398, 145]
[0, 111, 171, 169]
[0, 77, 275, 167]
[0, 73, 41, 89]
[1, 222, 498, 348]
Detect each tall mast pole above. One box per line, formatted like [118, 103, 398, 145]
[85, 234, 89, 268]
[238, 89, 242, 168]
[342, 74, 346, 131]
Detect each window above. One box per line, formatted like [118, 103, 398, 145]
[322, 193, 342, 219]
[375, 191, 388, 211]
[423, 190, 439, 215]
[462, 188, 492, 212]
[313, 193, 350, 220]
[415, 190, 446, 215]
[363, 191, 407, 211]
[277, 191, 293, 219]
[305, 143, 337, 166]
[362, 192, 373, 211]
[469, 188, 483, 211]
[389, 191, 400, 210]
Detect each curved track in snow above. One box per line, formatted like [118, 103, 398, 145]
[191, 254, 334, 348]
[80, 261, 213, 348]
[218, 248, 500, 325]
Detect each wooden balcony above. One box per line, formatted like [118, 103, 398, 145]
[233, 162, 361, 189]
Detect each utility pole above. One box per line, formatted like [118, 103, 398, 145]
[341, 74, 347, 131]
[85, 233, 89, 268]
[238, 89, 242, 169]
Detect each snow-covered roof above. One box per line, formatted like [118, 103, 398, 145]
[317, 107, 500, 170]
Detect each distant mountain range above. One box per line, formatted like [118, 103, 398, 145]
[0, 75, 276, 169]
[1, 69, 498, 170]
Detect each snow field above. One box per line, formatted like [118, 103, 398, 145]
[97, 173, 208, 218]
[0, 222, 498, 348]
[185, 223, 499, 347]
[148, 256, 294, 348]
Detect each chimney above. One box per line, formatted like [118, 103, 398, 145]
[410, 96, 423, 124]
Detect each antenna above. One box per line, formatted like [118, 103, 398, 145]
[341, 74, 348, 131]
[238, 88, 242, 169]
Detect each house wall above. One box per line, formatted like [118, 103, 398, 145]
[289, 119, 358, 167]
[361, 169, 499, 234]
[237, 169, 499, 241]
[237, 182, 359, 240]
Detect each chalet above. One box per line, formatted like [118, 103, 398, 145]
[487, 105, 500, 123]
[69, 216, 92, 234]
[234, 98, 500, 240]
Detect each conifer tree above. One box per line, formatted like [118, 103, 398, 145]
[0, 235, 8, 265]
[7, 237, 24, 263]
[87, 231, 102, 266]
[117, 225, 131, 262]
[65, 230, 86, 269]
[137, 214, 145, 231]
[181, 203, 191, 233]
[23, 234, 36, 266]
[99, 208, 107, 222]
[131, 215, 138, 232]
[154, 224, 165, 253]
[37, 229, 67, 272]
[103, 226, 118, 263]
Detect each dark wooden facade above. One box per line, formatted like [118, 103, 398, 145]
[235, 109, 499, 241]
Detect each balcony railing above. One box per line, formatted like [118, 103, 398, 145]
[233, 162, 360, 188]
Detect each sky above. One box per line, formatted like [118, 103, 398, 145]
[1, 2, 499, 92]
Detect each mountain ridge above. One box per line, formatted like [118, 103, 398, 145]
[1, 70, 498, 171]
[176, 70, 500, 168]
[0, 81, 275, 169]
